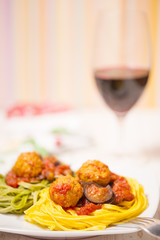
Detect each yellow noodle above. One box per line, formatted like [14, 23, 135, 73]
[24, 178, 148, 231]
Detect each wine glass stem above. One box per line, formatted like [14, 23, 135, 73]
[116, 115, 125, 156]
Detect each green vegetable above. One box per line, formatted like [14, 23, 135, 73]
[51, 127, 71, 135]
[0, 174, 50, 214]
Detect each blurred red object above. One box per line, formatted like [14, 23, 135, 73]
[6, 103, 72, 118]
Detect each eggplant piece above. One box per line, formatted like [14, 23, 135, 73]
[54, 161, 61, 166]
[76, 195, 88, 207]
[84, 182, 114, 204]
[78, 180, 86, 189]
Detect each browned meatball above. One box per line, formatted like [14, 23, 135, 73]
[12, 152, 42, 178]
[49, 176, 83, 208]
[76, 160, 111, 186]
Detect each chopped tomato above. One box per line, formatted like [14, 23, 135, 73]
[112, 175, 134, 204]
[76, 202, 102, 215]
[5, 170, 18, 188]
[54, 165, 72, 176]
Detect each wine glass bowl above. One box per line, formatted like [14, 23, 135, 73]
[94, 10, 151, 117]
[95, 67, 149, 116]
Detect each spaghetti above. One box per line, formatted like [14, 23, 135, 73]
[25, 177, 147, 231]
[0, 174, 50, 214]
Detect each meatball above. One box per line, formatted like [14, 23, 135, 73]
[13, 152, 42, 178]
[49, 176, 83, 208]
[76, 160, 111, 186]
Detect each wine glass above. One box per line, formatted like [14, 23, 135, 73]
[94, 10, 151, 155]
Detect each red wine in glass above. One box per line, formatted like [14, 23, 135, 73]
[95, 67, 149, 115]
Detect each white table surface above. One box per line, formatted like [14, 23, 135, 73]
[0, 108, 160, 240]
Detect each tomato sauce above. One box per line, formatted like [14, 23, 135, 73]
[54, 165, 71, 176]
[41, 157, 56, 181]
[5, 170, 18, 188]
[111, 173, 134, 204]
[76, 202, 102, 215]
[5, 170, 40, 188]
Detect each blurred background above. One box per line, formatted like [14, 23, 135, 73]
[0, 0, 159, 110]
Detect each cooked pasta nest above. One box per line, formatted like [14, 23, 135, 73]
[25, 178, 148, 231]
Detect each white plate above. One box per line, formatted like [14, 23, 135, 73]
[0, 163, 159, 239]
